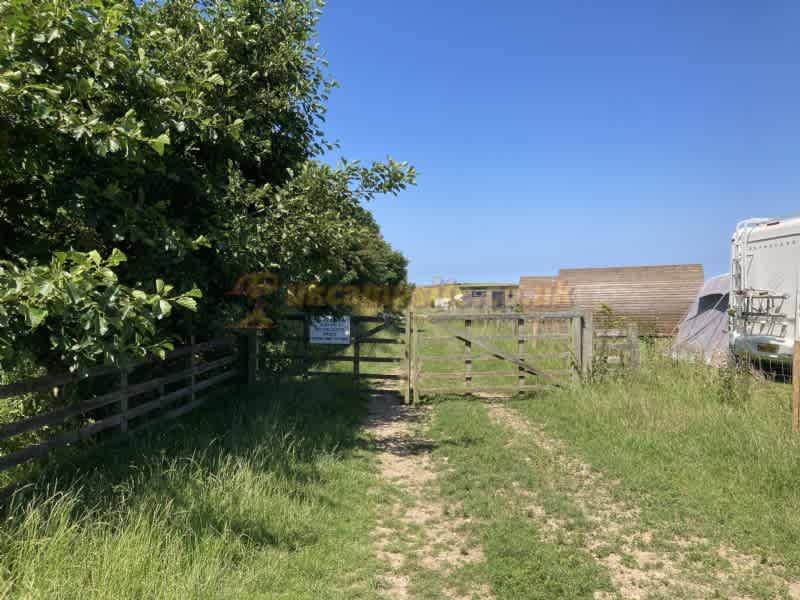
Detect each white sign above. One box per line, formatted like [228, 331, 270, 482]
[309, 316, 351, 345]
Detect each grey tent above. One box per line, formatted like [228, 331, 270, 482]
[671, 273, 731, 366]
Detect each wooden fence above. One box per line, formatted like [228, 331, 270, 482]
[0, 336, 242, 473]
[0, 314, 643, 476]
[594, 325, 641, 369]
[269, 313, 407, 383]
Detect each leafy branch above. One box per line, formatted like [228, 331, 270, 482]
[0, 249, 200, 373]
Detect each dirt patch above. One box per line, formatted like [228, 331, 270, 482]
[366, 391, 493, 599]
[486, 401, 800, 600]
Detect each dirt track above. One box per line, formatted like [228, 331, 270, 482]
[365, 390, 492, 599]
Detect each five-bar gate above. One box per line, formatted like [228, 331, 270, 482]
[404, 310, 593, 403]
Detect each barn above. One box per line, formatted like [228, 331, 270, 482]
[458, 283, 518, 310]
[519, 264, 704, 335]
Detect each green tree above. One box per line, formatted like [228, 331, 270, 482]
[0, 249, 201, 372]
[0, 0, 414, 370]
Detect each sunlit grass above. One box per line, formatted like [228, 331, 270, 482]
[512, 345, 800, 572]
[0, 378, 382, 599]
[425, 398, 612, 599]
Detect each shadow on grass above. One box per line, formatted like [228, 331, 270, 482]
[1, 374, 369, 552]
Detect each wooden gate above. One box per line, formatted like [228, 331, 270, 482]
[404, 310, 593, 403]
[269, 310, 602, 402]
[276, 313, 407, 385]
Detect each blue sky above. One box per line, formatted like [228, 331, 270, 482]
[317, 1, 800, 284]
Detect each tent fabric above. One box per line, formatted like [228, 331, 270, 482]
[671, 273, 732, 367]
[696, 274, 730, 297]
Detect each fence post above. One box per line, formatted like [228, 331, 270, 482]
[627, 324, 640, 369]
[464, 318, 472, 389]
[247, 330, 258, 384]
[119, 367, 129, 433]
[239, 329, 258, 385]
[302, 316, 310, 382]
[189, 335, 196, 402]
[581, 311, 593, 380]
[793, 339, 800, 433]
[516, 317, 525, 390]
[571, 315, 582, 382]
[353, 337, 361, 388]
[403, 310, 412, 404]
[412, 313, 420, 405]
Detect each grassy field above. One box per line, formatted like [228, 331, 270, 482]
[2, 336, 800, 599]
[366, 338, 800, 598]
[0, 377, 384, 599]
[512, 346, 800, 577]
[424, 399, 614, 599]
[415, 344, 800, 598]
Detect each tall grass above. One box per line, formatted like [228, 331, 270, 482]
[0, 377, 381, 599]
[512, 344, 800, 572]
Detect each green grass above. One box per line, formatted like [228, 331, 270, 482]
[5, 333, 799, 598]
[416, 342, 800, 597]
[425, 398, 613, 599]
[510, 345, 800, 575]
[0, 376, 382, 599]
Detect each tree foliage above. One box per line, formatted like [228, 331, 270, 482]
[0, 0, 415, 371]
[0, 250, 201, 372]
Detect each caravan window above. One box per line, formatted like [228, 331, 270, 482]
[698, 293, 728, 314]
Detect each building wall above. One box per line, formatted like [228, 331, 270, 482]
[518, 276, 574, 310]
[519, 265, 704, 335]
[460, 286, 518, 310]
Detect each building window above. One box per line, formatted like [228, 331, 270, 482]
[470, 290, 486, 298]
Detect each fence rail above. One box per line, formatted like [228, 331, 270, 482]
[0, 336, 241, 473]
[406, 310, 594, 402]
[268, 313, 407, 384]
[594, 325, 640, 368]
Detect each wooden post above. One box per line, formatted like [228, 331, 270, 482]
[302, 316, 310, 381]
[353, 338, 361, 388]
[247, 330, 258, 385]
[627, 324, 640, 369]
[237, 332, 250, 384]
[571, 315, 581, 382]
[464, 318, 472, 389]
[793, 339, 800, 433]
[403, 311, 412, 404]
[412, 313, 420, 404]
[581, 311, 594, 380]
[516, 317, 525, 390]
[189, 335, 196, 402]
[119, 367, 129, 433]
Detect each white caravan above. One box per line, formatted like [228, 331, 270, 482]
[730, 216, 800, 364]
